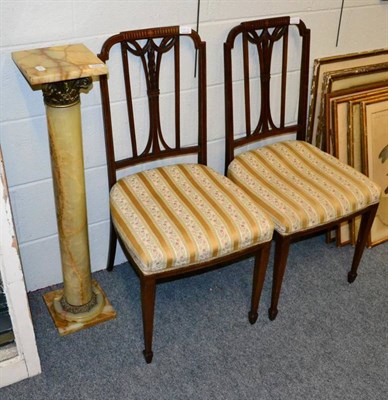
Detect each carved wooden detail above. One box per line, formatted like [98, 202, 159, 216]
[122, 37, 177, 157]
[99, 27, 206, 191]
[244, 25, 288, 134]
[224, 16, 310, 168]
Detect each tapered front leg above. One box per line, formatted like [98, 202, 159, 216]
[348, 203, 379, 283]
[269, 233, 291, 321]
[140, 277, 156, 363]
[249, 241, 271, 324]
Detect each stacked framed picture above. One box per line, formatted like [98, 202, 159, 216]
[359, 95, 388, 247]
[308, 49, 388, 247]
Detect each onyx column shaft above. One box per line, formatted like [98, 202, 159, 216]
[43, 78, 93, 308]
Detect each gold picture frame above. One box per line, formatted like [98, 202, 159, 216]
[315, 62, 388, 149]
[307, 48, 388, 147]
[325, 83, 388, 156]
[360, 95, 388, 247]
[348, 90, 388, 172]
[326, 87, 388, 245]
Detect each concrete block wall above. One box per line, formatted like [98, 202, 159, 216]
[1, 0, 387, 292]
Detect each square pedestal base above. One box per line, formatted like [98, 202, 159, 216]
[43, 280, 116, 336]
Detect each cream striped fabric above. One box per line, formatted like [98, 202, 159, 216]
[110, 164, 274, 274]
[228, 140, 381, 235]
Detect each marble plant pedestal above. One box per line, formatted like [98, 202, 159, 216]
[12, 44, 116, 336]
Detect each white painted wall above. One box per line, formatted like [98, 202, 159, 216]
[1, 0, 387, 292]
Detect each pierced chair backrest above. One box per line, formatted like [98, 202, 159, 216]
[98, 26, 207, 191]
[224, 16, 310, 168]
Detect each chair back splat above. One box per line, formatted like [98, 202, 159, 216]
[99, 27, 207, 191]
[224, 16, 310, 169]
[224, 16, 380, 322]
[98, 26, 274, 363]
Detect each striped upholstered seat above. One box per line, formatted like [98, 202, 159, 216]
[111, 164, 274, 274]
[228, 141, 381, 235]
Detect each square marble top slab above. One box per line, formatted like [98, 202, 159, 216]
[12, 43, 108, 85]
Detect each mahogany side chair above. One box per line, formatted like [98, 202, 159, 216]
[98, 26, 274, 363]
[223, 17, 381, 321]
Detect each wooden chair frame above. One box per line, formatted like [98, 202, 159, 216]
[99, 26, 272, 363]
[224, 16, 379, 321]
